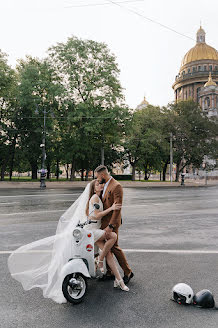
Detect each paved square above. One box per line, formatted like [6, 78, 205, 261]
[1, 185, 218, 328]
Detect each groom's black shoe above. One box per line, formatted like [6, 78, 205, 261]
[105, 270, 115, 280]
[123, 272, 134, 284]
[98, 272, 115, 281]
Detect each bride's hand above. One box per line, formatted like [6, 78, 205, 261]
[111, 202, 122, 211]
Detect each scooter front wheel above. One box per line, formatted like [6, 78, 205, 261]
[62, 273, 87, 304]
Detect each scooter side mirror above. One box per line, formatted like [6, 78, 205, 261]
[94, 203, 100, 210]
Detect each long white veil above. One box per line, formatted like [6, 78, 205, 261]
[8, 183, 90, 304]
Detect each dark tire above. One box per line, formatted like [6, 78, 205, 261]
[62, 273, 87, 304]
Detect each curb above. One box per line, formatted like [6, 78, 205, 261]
[0, 181, 217, 189]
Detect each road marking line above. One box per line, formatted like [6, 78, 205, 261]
[0, 202, 20, 205]
[123, 249, 218, 254]
[0, 210, 65, 216]
[0, 193, 80, 199]
[49, 200, 73, 203]
[0, 250, 52, 254]
[2, 249, 218, 255]
[0, 205, 149, 216]
[122, 205, 149, 207]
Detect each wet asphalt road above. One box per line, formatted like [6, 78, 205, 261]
[1, 185, 218, 328]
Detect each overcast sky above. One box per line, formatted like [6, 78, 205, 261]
[1, 0, 217, 108]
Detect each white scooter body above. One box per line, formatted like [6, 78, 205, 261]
[60, 226, 98, 279]
[61, 204, 106, 304]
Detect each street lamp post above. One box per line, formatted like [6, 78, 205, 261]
[40, 108, 46, 189]
[170, 132, 173, 183]
[205, 170, 208, 185]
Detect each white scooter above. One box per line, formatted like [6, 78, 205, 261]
[61, 203, 106, 304]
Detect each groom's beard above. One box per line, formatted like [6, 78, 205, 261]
[100, 178, 106, 184]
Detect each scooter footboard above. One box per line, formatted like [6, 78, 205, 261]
[60, 259, 91, 279]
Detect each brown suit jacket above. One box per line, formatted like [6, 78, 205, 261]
[100, 177, 123, 230]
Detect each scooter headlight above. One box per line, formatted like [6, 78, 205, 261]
[73, 229, 82, 240]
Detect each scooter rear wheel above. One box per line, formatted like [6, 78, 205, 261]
[62, 273, 87, 304]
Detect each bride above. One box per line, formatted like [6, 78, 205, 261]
[8, 181, 128, 304]
[85, 179, 129, 291]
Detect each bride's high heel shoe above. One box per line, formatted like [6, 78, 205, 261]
[97, 259, 104, 275]
[114, 279, 129, 292]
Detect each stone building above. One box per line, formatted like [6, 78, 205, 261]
[199, 73, 218, 117]
[172, 26, 218, 105]
[172, 27, 218, 179]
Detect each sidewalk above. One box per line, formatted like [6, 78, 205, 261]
[0, 179, 217, 189]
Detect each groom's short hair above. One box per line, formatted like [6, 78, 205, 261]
[95, 165, 108, 173]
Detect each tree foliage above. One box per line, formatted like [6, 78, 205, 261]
[0, 50, 18, 180]
[123, 105, 169, 180]
[47, 36, 130, 179]
[163, 100, 218, 180]
[1, 41, 217, 182]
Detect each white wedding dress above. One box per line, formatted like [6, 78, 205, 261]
[84, 194, 104, 242]
[8, 183, 92, 304]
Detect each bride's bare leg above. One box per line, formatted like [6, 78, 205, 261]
[96, 232, 117, 269]
[106, 252, 129, 290]
[95, 242, 127, 289]
[106, 251, 122, 281]
[95, 240, 119, 277]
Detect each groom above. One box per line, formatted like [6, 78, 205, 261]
[94, 165, 134, 284]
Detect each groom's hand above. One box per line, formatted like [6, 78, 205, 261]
[104, 226, 113, 239]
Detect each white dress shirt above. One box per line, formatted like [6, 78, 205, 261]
[102, 176, 112, 198]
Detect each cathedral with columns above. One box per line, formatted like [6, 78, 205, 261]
[134, 27, 218, 179]
[172, 26, 218, 117]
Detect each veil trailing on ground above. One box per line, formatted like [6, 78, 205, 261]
[8, 183, 90, 304]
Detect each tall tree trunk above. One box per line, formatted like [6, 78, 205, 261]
[9, 135, 17, 181]
[81, 168, 84, 181]
[66, 164, 69, 180]
[160, 171, 162, 181]
[31, 162, 38, 180]
[1, 160, 7, 181]
[81, 162, 84, 181]
[85, 170, 89, 181]
[70, 159, 76, 181]
[162, 161, 169, 182]
[56, 158, 59, 180]
[131, 163, 136, 181]
[175, 161, 181, 182]
[46, 162, 51, 179]
[144, 164, 149, 180]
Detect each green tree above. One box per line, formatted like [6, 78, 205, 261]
[123, 105, 168, 180]
[166, 100, 218, 181]
[15, 56, 63, 179]
[48, 36, 130, 177]
[0, 50, 18, 180]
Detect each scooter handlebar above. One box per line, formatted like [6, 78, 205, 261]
[88, 220, 97, 224]
[77, 219, 97, 227]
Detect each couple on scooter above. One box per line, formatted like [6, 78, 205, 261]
[8, 165, 133, 303]
[85, 165, 134, 292]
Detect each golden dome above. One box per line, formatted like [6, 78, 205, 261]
[180, 27, 218, 71]
[140, 96, 149, 106]
[180, 43, 218, 69]
[136, 96, 149, 110]
[204, 72, 217, 87]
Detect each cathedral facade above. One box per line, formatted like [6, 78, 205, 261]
[172, 27, 218, 117]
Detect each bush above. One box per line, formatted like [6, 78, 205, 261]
[111, 174, 132, 180]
